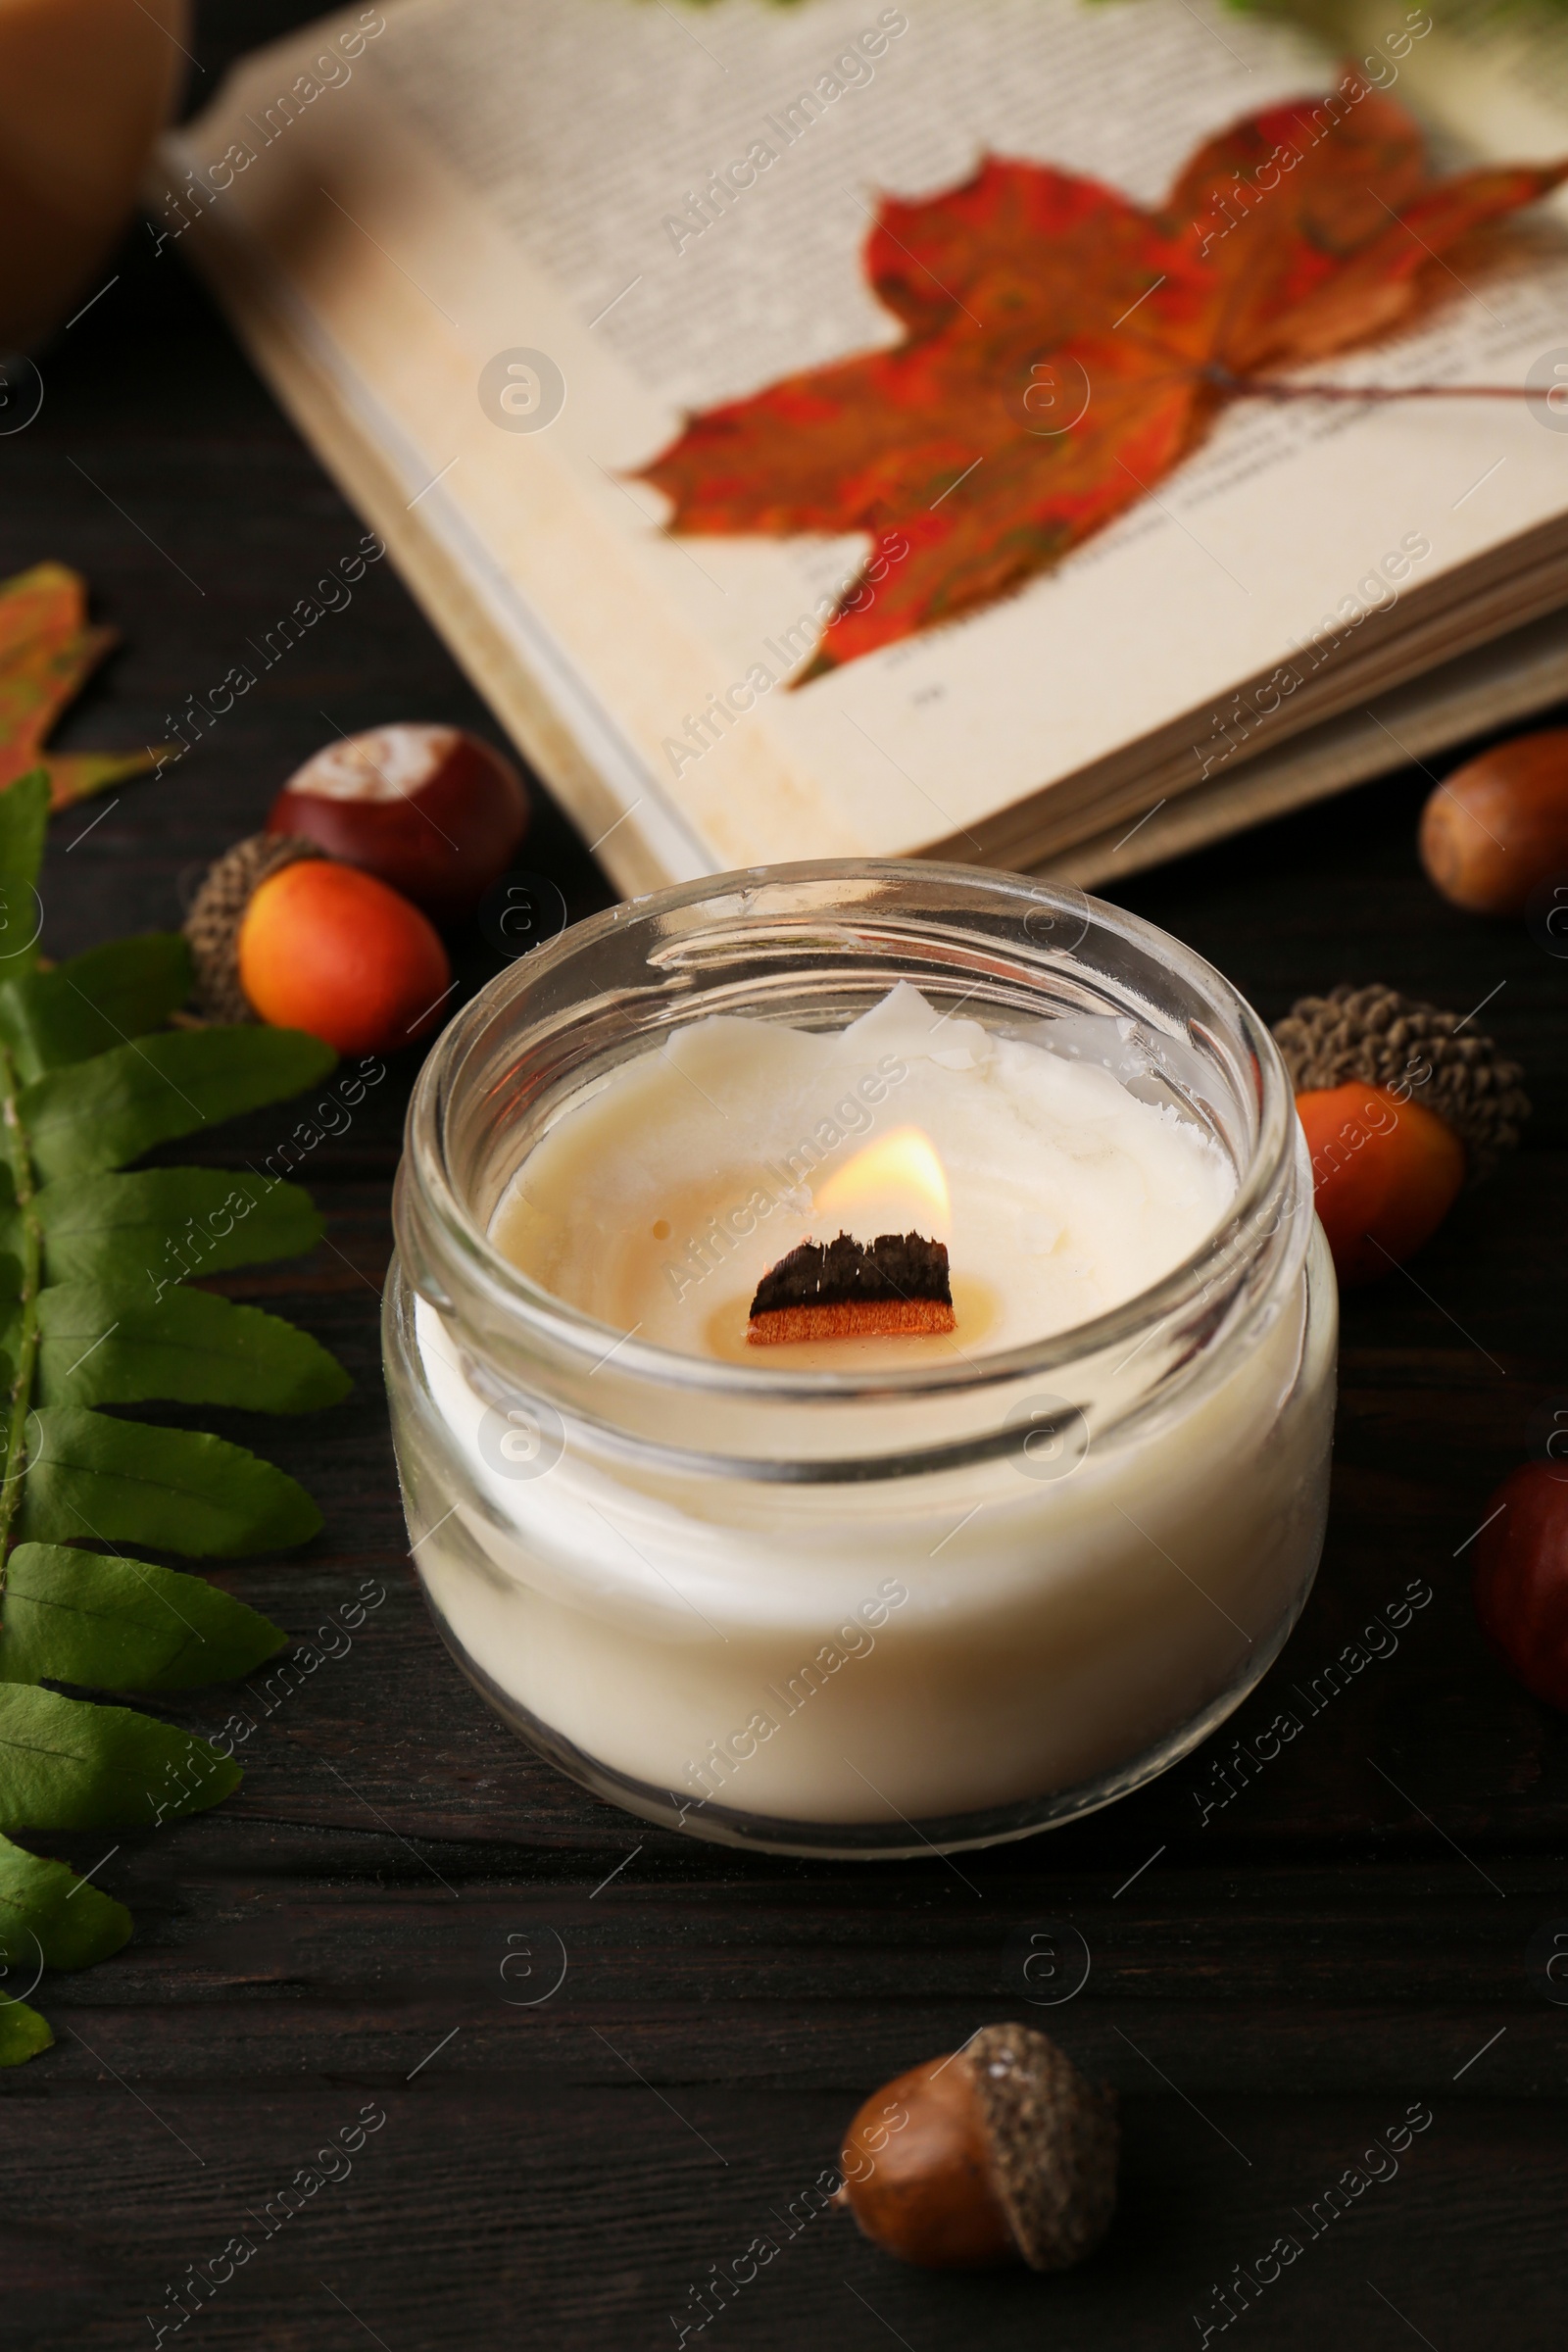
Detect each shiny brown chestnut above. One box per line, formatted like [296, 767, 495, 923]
[268, 723, 529, 919]
[1419, 730, 1568, 916]
[1474, 1459, 1568, 1711]
[836, 2024, 1118, 2272]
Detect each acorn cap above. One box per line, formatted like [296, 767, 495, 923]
[963, 2024, 1119, 2272]
[183, 833, 324, 1023]
[1272, 981, 1529, 1183]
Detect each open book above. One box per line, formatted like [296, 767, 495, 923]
[161, 0, 1568, 892]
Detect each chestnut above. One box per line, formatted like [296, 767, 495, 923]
[268, 724, 529, 919]
[1419, 731, 1568, 916]
[1474, 1460, 1568, 1710]
[836, 2023, 1117, 2271]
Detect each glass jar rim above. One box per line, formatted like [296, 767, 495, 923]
[397, 859, 1303, 1409]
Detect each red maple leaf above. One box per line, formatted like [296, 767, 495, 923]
[637, 83, 1567, 679]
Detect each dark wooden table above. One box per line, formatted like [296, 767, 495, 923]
[3, 15, 1565, 2346]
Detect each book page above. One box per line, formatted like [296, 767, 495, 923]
[375, 0, 1330, 411]
[170, 0, 1568, 876]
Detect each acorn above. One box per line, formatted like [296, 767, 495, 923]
[835, 2024, 1117, 2272]
[185, 834, 452, 1054]
[1419, 731, 1568, 916]
[1473, 1461, 1568, 1711]
[1273, 984, 1528, 1286]
[268, 723, 529, 920]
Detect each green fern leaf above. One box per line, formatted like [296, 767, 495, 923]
[20, 1406, 324, 1555]
[24, 1166, 324, 1293]
[0, 933, 193, 1081]
[0, 1684, 239, 1830]
[0, 1543, 285, 1690]
[0, 766, 362, 2065]
[0, 1828, 131, 2066]
[0, 1828, 131, 1964]
[23, 1024, 336, 1182]
[31, 1284, 351, 1413]
[0, 771, 49, 979]
[0, 1999, 52, 2063]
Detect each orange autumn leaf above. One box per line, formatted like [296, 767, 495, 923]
[0, 562, 170, 807]
[638, 83, 1568, 679]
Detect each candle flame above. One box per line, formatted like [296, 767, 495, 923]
[810, 1125, 951, 1241]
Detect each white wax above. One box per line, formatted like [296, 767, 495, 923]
[490, 985, 1235, 1365]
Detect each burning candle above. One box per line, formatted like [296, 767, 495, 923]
[387, 866, 1336, 1856]
[487, 984, 1235, 1367]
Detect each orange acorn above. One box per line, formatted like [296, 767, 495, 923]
[1292, 1082, 1462, 1285]
[1273, 985, 1528, 1287]
[185, 835, 452, 1054]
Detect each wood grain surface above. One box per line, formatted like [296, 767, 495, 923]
[1, 12, 1565, 2345]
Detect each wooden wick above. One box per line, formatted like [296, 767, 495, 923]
[746, 1231, 955, 1347]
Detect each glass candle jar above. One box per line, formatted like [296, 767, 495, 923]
[386, 861, 1336, 1858]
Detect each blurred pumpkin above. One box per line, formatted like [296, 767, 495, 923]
[0, 0, 189, 350]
